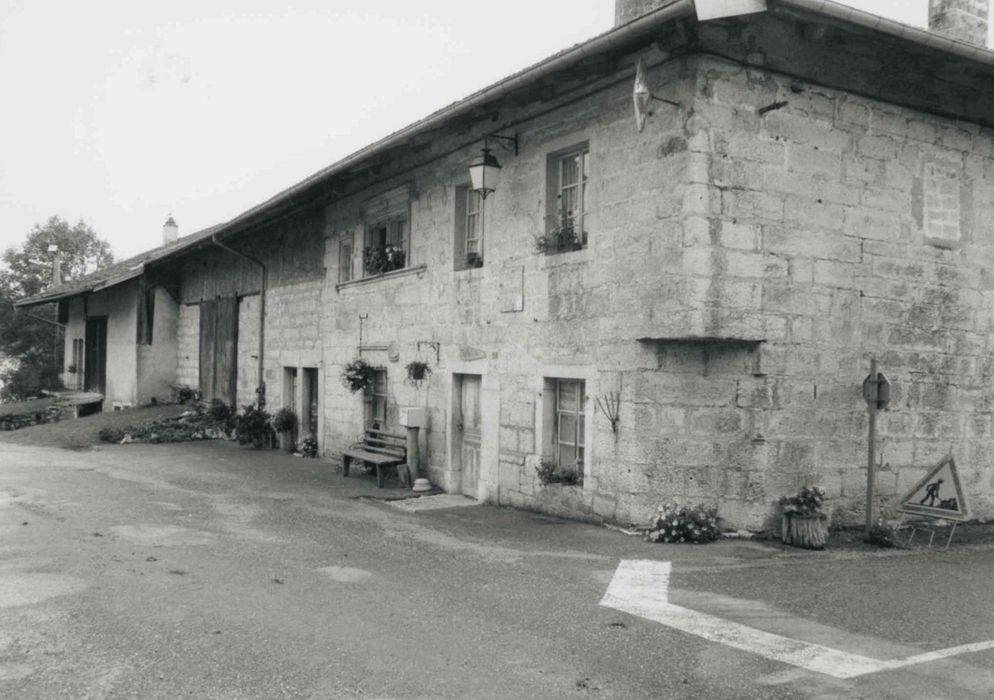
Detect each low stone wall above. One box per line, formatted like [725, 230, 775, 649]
[0, 402, 66, 431]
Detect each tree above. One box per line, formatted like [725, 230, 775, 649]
[0, 216, 114, 401]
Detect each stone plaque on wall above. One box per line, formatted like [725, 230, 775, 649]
[499, 265, 524, 313]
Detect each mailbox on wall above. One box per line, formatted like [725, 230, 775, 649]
[399, 406, 427, 428]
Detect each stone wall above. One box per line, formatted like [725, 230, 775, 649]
[86, 281, 139, 408]
[176, 303, 200, 391]
[237, 295, 260, 408]
[163, 10, 994, 529]
[136, 287, 179, 405]
[319, 56, 696, 521]
[175, 211, 326, 424]
[681, 48, 994, 525]
[311, 29, 994, 529]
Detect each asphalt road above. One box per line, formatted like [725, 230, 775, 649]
[1, 440, 993, 699]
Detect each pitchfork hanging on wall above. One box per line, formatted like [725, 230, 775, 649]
[596, 391, 621, 434]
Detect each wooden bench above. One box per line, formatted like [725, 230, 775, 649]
[342, 427, 407, 488]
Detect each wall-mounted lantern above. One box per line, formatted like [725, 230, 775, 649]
[469, 133, 517, 199]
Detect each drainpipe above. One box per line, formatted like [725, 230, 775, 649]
[210, 235, 268, 405]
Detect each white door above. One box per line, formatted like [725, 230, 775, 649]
[457, 374, 482, 498]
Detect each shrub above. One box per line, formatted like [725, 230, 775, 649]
[234, 404, 273, 448]
[0, 359, 62, 402]
[98, 427, 125, 443]
[272, 407, 298, 433]
[208, 399, 237, 430]
[536, 460, 582, 486]
[97, 410, 231, 444]
[644, 502, 721, 544]
[172, 385, 200, 405]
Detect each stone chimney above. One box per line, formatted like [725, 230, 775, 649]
[162, 215, 178, 245]
[615, 0, 669, 25]
[929, 0, 989, 46]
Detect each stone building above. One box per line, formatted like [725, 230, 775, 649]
[20, 0, 994, 529]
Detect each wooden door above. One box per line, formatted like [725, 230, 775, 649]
[83, 318, 107, 396]
[198, 297, 239, 404]
[457, 374, 482, 498]
[303, 368, 319, 437]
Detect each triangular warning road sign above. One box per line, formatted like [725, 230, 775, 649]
[897, 455, 969, 522]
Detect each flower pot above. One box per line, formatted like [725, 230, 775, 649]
[781, 512, 828, 550]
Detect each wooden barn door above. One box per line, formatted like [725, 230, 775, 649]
[198, 297, 239, 405]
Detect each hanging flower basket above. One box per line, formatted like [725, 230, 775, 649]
[406, 360, 432, 387]
[342, 358, 375, 393]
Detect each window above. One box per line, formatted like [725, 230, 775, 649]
[137, 280, 155, 345]
[339, 238, 353, 284]
[543, 377, 586, 477]
[361, 185, 411, 277]
[365, 369, 388, 427]
[546, 145, 590, 250]
[454, 185, 483, 269]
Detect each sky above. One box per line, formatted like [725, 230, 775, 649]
[0, 1, 985, 261]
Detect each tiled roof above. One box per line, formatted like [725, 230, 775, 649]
[18, 1, 994, 307]
[14, 224, 224, 307]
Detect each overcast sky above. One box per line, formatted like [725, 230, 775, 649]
[0, 1, 983, 260]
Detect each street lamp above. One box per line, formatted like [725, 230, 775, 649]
[468, 132, 518, 199]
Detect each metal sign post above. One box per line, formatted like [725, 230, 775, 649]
[862, 360, 890, 540]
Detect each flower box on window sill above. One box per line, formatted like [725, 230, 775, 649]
[364, 245, 407, 276]
[465, 252, 483, 268]
[534, 222, 584, 255]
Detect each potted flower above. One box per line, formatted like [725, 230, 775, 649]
[406, 360, 432, 387]
[271, 407, 298, 452]
[299, 436, 318, 458]
[465, 252, 483, 268]
[533, 216, 582, 255]
[536, 459, 582, 486]
[779, 486, 828, 550]
[66, 364, 78, 374]
[342, 358, 376, 393]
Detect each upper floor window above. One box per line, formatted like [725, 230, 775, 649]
[338, 238, 353, 284]
[454, 185, 483, 270]
[542, 143, 589, 254]
[365, 219, 406, 276]
[361, 184, 411, 277]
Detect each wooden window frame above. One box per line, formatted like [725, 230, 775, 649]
[545, 143, 590, 248]
[553, 378, 585, 474]
[338, 237, 354, 284]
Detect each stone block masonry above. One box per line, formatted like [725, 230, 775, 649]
[172, 12, 994, 531]
[302, 33, 994, 530]
[176, 303, 200, 391]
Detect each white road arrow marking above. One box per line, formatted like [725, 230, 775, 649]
[599, 559, 994, 680]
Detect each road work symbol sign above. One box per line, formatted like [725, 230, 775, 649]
[897, 455, 969, 522]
